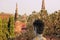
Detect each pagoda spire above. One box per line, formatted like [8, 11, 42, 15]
[41, 0, 45, 10]
[15, 3, 18, 21]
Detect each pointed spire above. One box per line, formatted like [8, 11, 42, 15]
[16, 3, 18, 14]
[41, 0, 45, 10]
[15, 3, 18, 21]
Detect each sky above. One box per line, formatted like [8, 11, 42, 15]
[0, 0, 60, 15]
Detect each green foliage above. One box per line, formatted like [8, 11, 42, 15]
[26, 23, 35, 40]
[27, 10, 60, 38]
[2, 18, 8, 40]
[0, 18, 8, 40]
[43, 11, 60, 38]
[0, 18, 3, 40]
[3, 18, 9, 35]
[8, 16, 15, 38]
[15, 22, 35, 40]
[0, 16, 15, 40]
[0, 10, 60, 40]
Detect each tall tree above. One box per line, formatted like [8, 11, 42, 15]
[0, 18, 3, 40]
[2, 18, 9, 40]
[8, 16, 15, 39]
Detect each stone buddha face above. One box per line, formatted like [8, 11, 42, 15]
[33, 19, 44, 35]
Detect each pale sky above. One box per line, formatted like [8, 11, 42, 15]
[0, 0, 60, 15]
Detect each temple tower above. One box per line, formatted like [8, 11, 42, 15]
[41, 0, 45, 10]
[15, 3, 18, 21]
[41, 0, 48, 18]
